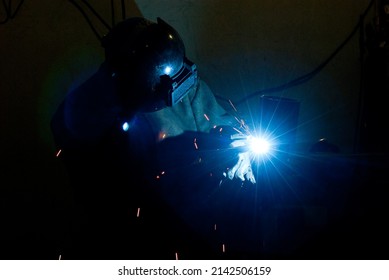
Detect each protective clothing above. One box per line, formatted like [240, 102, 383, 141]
[50, 16, 256, 259]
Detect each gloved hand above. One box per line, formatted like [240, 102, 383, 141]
[226, 137, 256, 184]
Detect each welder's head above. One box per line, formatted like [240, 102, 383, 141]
[102, 17, 198, 112]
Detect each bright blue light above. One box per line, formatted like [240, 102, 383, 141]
[164, 66, 173, 75]
[122, 122, 130, 131]
[248, 136, 271, 154]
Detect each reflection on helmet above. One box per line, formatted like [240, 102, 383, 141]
[102, 17, 197, 112]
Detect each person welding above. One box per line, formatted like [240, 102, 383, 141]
[51, 16, 257, 259]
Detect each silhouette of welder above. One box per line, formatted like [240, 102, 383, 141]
[51, 16, 257, 259]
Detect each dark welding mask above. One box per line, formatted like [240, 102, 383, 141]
[102, 17, 198, 112]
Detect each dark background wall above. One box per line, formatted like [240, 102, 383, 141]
[2, 0, 387, 260]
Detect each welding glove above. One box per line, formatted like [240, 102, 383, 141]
[227, 137, 256, 184]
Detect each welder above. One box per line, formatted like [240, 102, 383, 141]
[51, 16, 256, 259]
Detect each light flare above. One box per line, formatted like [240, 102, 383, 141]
[122, 122, 130, 131]
[163, 66, 173, 75]
[247, 135, 271, 155]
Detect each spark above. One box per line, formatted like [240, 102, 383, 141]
[59, 254, 61, 260]
[228, 99, 238, 112]
[203, 113, 210, 121]
[156, 171, 166, 179]
[158, 131, 167, 141]
[175, 252, 179, 260]
[55, 149, 62, 157]
[193, 138, 198, 149]
[137, 207, 140, 217]
[214, 224, 217, 231]
[240, 118, 250, 132]
[222, 243, 226, 253]
[232, 127, 246, 136]
[233, 116, 250, 132]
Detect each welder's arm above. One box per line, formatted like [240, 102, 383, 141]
[189, 79, 256, 184]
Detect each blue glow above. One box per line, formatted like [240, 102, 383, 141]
[164, 66, 173, 75]
[122, 122, 130, 131]
[247, 136, 271, 155]
[248, 136, 271, 154]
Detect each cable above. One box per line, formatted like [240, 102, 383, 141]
[80, 0, 111, 30]
[68, 0, 104, 42]
[0, 0, 10, 24]
[68, 0, 131, 42]
[219, 0, 376, 106]
[9, 0, 23, 19]
[0, 0, 25, 24]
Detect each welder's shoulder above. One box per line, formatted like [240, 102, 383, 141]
[51, 65, 121, 146]
[65, 65, 119, 114]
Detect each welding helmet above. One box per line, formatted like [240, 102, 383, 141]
[102, 17, 198, 112]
